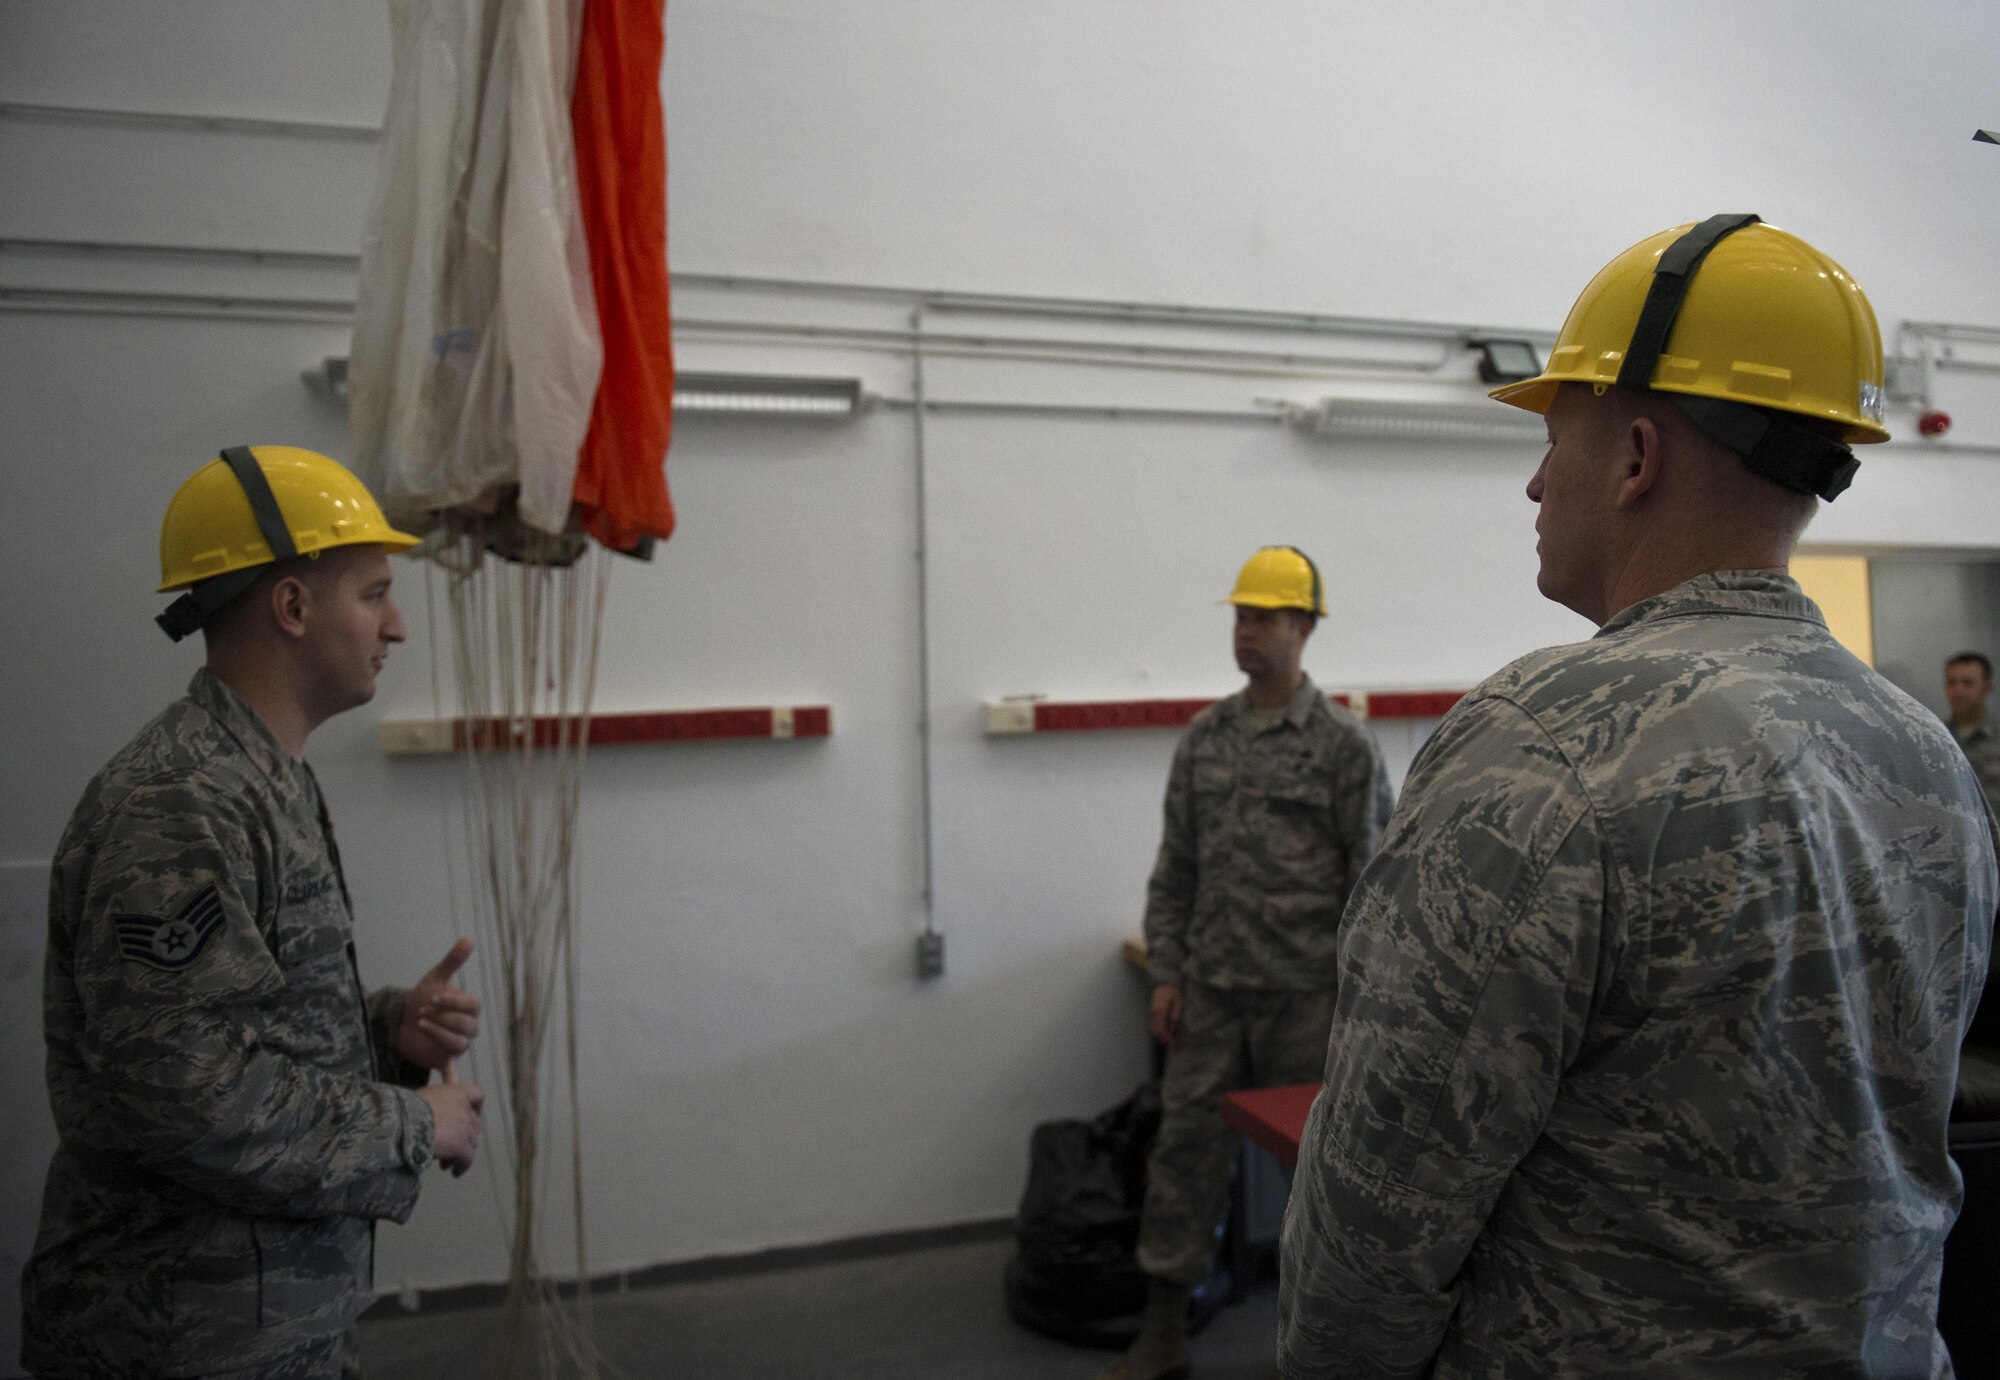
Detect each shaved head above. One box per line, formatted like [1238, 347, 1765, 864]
[1591, 387, 1820, 543]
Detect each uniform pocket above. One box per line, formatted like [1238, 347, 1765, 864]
[1190, 750, 1238, 833]
[271, 884, 350, 975]
[264, 897, 361, 1068]
[169, 1214, 260, 1361]
[1251, 744, 1332, 807]
[1191, 749, 1235, 797]
[1259, 776, 1332, 811]
[251, 1216, 365, 1337]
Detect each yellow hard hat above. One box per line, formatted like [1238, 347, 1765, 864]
[156, 445, 418, 641]
[1224, 547, 1326, 616]
[1491, 215, 1886, 500]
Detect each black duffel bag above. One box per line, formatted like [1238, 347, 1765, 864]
[1004, 1081, 1231, 1348]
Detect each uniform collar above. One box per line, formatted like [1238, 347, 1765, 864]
[1223, 672, 1322, 730]
[1595, 570, 1825, 641]
[1280, 671, 1324, 727]
[188, 667, 303, 798]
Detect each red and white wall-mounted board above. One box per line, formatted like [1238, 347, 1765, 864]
[380, 705, 833, 755]
[984, 691, 1464, 735]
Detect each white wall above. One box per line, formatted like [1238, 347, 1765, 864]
[5, 0, 2000, 1321]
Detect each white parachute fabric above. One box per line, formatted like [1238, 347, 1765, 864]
[350, 0, 601, 537]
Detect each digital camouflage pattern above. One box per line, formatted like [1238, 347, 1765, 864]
[1136, 674, 1392, 1284]
[1953, 717, 2000, 823]
[23, 669, 435, 1380]
[1143, 674, 1394, 992]
[1136, 981, 1336, 1284]
[1279, 572, 1998, 1379]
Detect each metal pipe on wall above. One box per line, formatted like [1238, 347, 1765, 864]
[0, 100, 379, 142]
[880, 397, 1283, 427]
[0, 286, 353, 324]
[0, 235, 1540, 355]
[909, 307, 943, 978]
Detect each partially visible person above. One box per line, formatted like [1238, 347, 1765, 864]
[1101, 547, 1393, 1380]
[21, 446, 485, 1380]
[1278, 217, 1996, 1377]
[1947, 651, 2000, 818]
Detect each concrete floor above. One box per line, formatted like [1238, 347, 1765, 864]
[359, 1236, 1279, 1380]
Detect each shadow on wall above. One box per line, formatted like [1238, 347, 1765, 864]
[373, 933, 1156, 1299]
[2, 862, 58, 1380]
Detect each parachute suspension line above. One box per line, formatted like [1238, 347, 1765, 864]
[425, 554, 505, 1235]
[561, 548, 609, 1371]
[437, 519, 611, 1379]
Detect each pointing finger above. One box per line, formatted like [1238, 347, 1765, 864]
[426, 937, 475, 986]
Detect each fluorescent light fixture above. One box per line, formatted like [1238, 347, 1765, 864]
[1469, 338, 1542, 384]
[1289, 397, 1546, 443]
[673, 372, 867, 417]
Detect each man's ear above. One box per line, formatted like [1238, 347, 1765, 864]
[1614, 415, 1665, 510]
[269, 573, 311, 639]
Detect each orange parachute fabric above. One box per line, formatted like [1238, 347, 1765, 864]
[569, 0, 676, 551]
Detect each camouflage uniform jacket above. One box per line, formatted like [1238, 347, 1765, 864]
[1278, 572, 1997, 1379]
[22, 669, 435, 1379]
[1144, 674, 1393, 991]
[1953, 715, 2000, 822]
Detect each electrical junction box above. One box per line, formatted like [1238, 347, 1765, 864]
[915, 932, 944, 979]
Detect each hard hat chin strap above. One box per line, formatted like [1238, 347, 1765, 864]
[157, 447, 304, 642]
[1619, 211, 1858, 503]
[1671, 395, 1860, 502]
[156, 565, 263, 642]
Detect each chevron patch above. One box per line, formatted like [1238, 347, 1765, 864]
[113, 884, 226, 971]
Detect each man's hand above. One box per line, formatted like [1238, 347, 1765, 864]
[1149, 984, 1184, 1047]
[417, 1064, 484, 1177]
[395, 937, 481, 1072]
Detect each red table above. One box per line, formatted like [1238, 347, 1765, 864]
[1221, 1081, 1320, 1170]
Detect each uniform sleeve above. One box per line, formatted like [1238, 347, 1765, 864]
[64, 781, 433, 1222]
[1328, 722, 1395, 914]
[1277, 697, 1611, 1378]
[1142, 730, 1200, 988]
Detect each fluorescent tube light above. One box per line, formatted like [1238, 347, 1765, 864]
[1289, 398, 1546, 443]
[672, 372, 867, 417]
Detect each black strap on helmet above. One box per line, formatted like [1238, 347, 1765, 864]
[1282, 546, 1323, 616]
[219, 445, 299, 562]
[1615, 213, 1762, 394]
[156, 446, 302, 641]
[1617, 212, 1860, 502]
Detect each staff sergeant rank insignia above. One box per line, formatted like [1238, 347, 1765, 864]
[114, 884, 225, 970]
